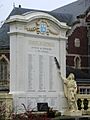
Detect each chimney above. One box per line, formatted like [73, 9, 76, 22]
[19, 5, 21, 8]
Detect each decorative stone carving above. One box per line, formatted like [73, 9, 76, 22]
[24, 19, 59, 35]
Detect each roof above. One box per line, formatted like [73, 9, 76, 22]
[7, 7, 72, 23]
[52, 0, 90, 24]
[0, 7, 72, 50]
[0, 23, 9, 49]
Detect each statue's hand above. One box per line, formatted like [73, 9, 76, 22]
[57, 69, 61, 75]
[59, 71, 61, 75]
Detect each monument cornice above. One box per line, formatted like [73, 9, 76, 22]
[8, 31, 67, 41]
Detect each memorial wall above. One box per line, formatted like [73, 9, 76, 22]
[7, 12, 69, 113]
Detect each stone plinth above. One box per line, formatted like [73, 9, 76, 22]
[53, 116, 90, 120]
[64, 110, 82, 117]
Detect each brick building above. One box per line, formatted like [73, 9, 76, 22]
[53, 0, 90, 93]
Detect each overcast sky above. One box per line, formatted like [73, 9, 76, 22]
[0, 0, 77, 22]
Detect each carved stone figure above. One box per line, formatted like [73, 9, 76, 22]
[54, 57, 82, 116]
[59, 72, 82, 116]
[59, 72, 78, 112]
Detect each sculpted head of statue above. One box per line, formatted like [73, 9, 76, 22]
[67, 73, 75, 80]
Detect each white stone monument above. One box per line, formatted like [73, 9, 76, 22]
[7, 11, 69, 113]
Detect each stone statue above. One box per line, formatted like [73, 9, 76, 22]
[54, 57, 82, 116]
[59, 72, 78, 112]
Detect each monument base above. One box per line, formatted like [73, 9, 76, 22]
[11, 92, 66, 114]
[63, 110, 82, 116]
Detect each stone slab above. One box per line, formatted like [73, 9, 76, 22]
[64, 110, 82, 117]
[52, 116, 90, 120]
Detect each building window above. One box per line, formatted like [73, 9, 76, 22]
[0, 55, 9, 81]
[74, 56, 81, 69]
[87, 89, 90, 94]
[80, 88, 86, 94]
[79, 87, 90, 94]
[74, 38, 80, 47]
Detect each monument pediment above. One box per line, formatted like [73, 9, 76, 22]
[24, 18, 60, 36]
[7, 11, 69, 38]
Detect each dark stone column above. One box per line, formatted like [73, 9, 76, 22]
[87, 23, 90, 74]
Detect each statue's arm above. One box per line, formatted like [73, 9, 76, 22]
[54, 57, 67, 83]
[74, 82, 77, 93]
[57, 70, 67, 84]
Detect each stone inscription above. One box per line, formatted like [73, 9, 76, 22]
[28, 39, 58, 92]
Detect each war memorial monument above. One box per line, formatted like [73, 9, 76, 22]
[7, 11, 82, 117]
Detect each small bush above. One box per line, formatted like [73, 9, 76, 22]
[11, 103, 52, 120]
